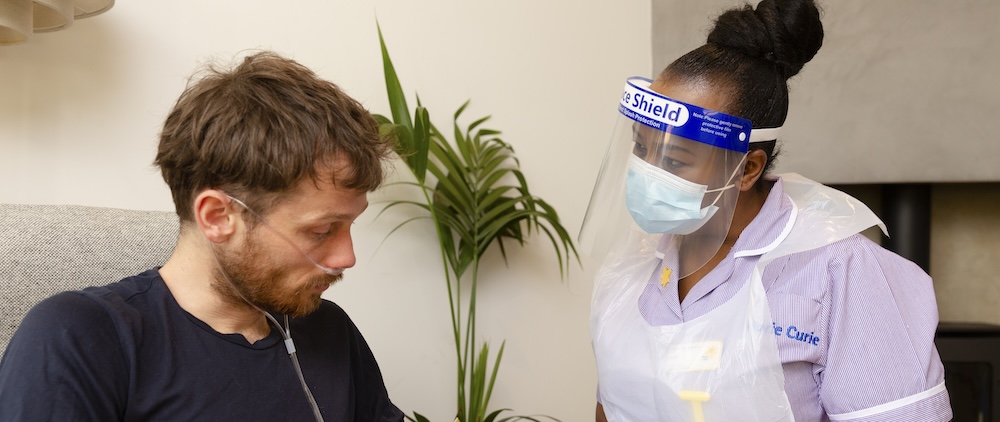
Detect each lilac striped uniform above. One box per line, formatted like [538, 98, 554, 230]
[635, 177, 953, 421]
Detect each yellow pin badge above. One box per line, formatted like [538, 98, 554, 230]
[661, 267, 672, 287]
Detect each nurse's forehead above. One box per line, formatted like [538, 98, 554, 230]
[631, 122, 660, 138]
[650, 76, 732, 115]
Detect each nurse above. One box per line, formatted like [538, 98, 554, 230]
[580, 0, 953, 420]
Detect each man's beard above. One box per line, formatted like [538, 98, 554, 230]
[212, 230, 341, 318]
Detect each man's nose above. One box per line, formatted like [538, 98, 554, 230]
[318, 229, 356, 270]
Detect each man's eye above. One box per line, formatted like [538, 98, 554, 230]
[310, 226, 333, 239]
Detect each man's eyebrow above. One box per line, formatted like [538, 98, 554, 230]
[308, 203, 370, 221]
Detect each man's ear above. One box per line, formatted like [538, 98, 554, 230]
[193, 190, 238, 243]
[739, 149, 769, 192]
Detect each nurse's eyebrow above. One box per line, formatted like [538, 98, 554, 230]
[663, 142, 695, 156]
[631, 123, 645, 140]
[632, 123, 697, 157]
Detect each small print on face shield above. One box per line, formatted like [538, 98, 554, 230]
[579, 76, 753, 278]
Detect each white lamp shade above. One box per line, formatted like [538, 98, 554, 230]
[0, 0, 113, 45]
[0, 0, 32, 45]
[32, 0, 74, 32]
[73, 0, 112, 18]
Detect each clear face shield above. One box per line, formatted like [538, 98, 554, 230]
[579, 77, 756, 279]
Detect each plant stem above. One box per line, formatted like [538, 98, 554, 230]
[420, 186, 465, 417]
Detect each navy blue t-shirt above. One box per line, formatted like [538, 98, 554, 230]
[0, 269, 403, 421]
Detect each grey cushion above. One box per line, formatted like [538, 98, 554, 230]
[0, 204, 179, 351]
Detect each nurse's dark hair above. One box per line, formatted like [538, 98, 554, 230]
[661, 0, 823, 188]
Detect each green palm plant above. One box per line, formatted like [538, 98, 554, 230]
[373, 24, 578, 422]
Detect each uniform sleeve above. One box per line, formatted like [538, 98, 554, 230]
[818, 237, 952, 421]
[0, 292, 129, 421]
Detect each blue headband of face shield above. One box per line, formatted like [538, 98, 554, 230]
[619, 77, 753, 153]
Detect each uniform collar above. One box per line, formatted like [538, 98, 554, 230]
[730, 176, 796, 258]
[671, 176, 794, 309]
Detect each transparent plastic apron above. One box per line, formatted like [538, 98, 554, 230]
[592, 173, 885, 422]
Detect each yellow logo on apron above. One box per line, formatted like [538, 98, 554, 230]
[664, 341, 723, 372]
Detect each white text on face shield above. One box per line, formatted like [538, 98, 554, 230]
[622, 91, 689, 126]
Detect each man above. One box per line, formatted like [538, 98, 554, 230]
[0, 51, 404, 421]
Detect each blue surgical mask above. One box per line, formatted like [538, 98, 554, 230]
[625, 155, 736, 234]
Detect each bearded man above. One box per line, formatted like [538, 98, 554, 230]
[0, 51, 404, 422]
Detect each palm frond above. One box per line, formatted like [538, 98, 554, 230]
[375, 24, 579, 422]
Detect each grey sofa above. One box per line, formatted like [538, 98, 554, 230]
[0, 203, 179, 351]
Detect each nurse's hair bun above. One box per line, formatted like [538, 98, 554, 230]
[706, 0, 824, 80]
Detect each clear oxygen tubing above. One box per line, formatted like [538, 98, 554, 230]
[265, 312, 325, 422]
[224, 195, 344, 277]
[227, 287, 325, 422]
[218, 193, 328, 421]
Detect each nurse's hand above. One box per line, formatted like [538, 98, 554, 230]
[596, 403, 608, 422]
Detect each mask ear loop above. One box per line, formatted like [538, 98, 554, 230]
[705, 125, 782, 204]
[214, 194, 326, 422]
[703, 155, 749, 207]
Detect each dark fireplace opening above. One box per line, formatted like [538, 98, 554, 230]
[936, 323, 1000, 422]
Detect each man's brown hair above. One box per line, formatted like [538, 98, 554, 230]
[154, 51, 392, 222]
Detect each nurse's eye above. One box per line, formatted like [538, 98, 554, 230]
[632, 141, 648, 158]
[660, 157, 687, 171]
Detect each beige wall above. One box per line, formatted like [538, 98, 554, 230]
[652, 0, 1000, 183]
